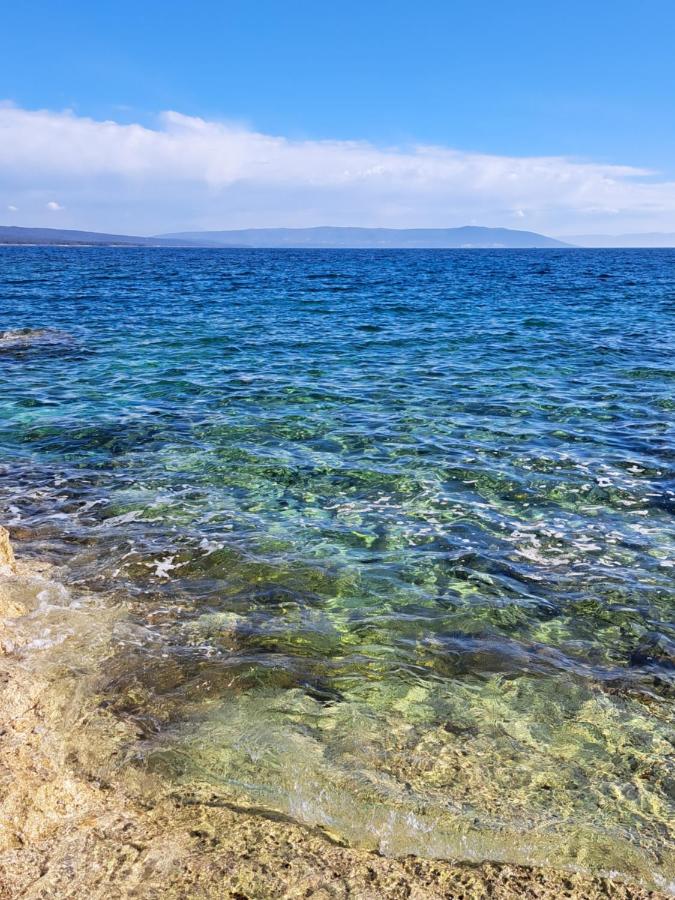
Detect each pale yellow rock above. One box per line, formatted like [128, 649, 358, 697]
[0, 525, 15, 572]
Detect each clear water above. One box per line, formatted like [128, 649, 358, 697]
[1, 248, 673, 887]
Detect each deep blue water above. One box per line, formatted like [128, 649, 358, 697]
[0, 248, 673, 885]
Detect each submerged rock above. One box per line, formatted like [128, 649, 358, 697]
[0, 327, 74, 352]
[0, 539, 669, 897]
[631, 631, 675, 670]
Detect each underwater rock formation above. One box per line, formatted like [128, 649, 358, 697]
[0, 327, 74, 353]
[0, 534, 668, 898]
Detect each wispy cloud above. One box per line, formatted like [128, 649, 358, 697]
[1, 103, 674, 234]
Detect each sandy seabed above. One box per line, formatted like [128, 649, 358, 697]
[0, 527, 668, 899]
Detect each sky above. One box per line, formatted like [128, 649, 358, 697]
[1, 0, 675, 236]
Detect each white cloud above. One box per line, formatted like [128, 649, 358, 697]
[7, 204, 18, 212]
[1, 102, 674, 234]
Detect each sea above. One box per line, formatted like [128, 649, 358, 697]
[0, 247, 673, 887]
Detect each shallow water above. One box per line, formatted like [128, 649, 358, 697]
[0, 247, 673, 888]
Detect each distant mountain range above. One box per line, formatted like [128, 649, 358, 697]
[0, 224, 569, 248]
[159, 226, 571, 248]
[3, 224, 675, 249]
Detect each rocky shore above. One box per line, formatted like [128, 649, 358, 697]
[0, 527, 668, 899]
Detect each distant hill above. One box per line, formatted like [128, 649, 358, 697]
[7, 225, 675, 250]
[0, 226, 214, 247]
[0, 224, 574, 249]
[158, 226, 572, 249]
[567, 233, 675, 248]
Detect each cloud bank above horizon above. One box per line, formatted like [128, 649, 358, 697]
[2, 103, 675, 236]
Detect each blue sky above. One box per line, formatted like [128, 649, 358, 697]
[2, 1, 675, 234]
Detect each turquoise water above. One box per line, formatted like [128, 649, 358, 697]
[1, 248, 673, 886]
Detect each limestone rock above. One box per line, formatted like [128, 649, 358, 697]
[0, 525, 16, 572]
